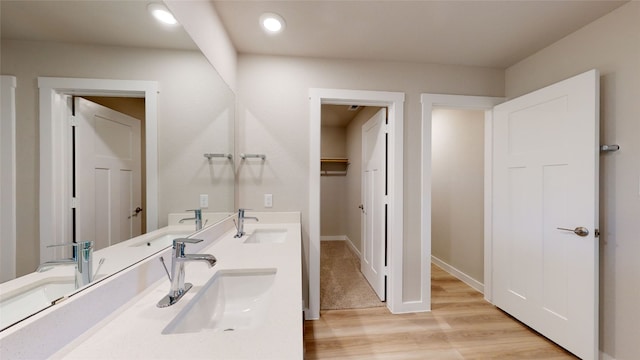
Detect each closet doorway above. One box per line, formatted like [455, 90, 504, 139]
[431, 108, 486, 291]
[309, 88, 404, 320]
[420, 94, 504, 309]
[319, 104, 385, 310]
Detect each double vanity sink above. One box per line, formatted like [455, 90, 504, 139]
[0, 212, 303, 360]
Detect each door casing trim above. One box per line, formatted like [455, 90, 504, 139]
[420, 94, 504, 307]
[1, 76, 17, 281]
[308, 88, 404, 319]
[38, 77, 158, 262]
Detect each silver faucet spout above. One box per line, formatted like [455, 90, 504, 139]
[179, 209, 203, 231]
[234, 208, 259, 238]
[183, 253, 217, 267]
[157, 238, 216, 308]
[37, 241, 94, 289]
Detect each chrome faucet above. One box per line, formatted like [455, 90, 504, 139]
[157, 238, 216, 308]
[179, 209, 203, 231]
[234, 208, 259, 238]
[37, 241, 94, 289]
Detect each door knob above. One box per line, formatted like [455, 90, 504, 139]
[557, 226, 589, 237]
[128, 206, 143, 219]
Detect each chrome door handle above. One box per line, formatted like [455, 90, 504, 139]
[128, 206, 143, 219]
[557, 226, 589, 237]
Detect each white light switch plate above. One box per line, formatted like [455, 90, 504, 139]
[200, 194, 209, 208]
[264, 194, 273, 208]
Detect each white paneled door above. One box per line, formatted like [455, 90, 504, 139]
[75, 98, 142, 250]
[361, 108, 387, 301]
[492, 70, 599, 359]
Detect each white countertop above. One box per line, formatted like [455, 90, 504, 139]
[52, 220, 303, 360]
[0, 225, 194, 331]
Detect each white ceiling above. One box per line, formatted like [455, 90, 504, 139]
[1, 1, 627, 69]
[0, 1, 198, 51]
[322, 104, 365, 127]
[213, 0, 627, 68]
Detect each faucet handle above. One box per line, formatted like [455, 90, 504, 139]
[238, 208, 252, 216]
[172, 238, 203, 257]
[172, 238, 203, 246]
[47, 241, 94, 249]
[185, 209, 202, 221]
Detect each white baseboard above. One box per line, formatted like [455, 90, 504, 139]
[320, 235, 361, 259]
[431, 255, 484, 294]
[600, 351, 615, 360]
[320, 235, 347, 241]
[391, 300, 430, 314]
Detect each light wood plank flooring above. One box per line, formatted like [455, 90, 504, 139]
[304, 264, 577, 359]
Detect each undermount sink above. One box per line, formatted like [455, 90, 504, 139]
[0, 277, 75, 329]
[243, 229, 287, 244]
[162, 268, 277, 334]
[129, 233, 190, 249]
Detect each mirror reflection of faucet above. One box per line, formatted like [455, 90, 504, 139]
[179, 209, 206, 231]
[157, 238, 217, 307]
[234, 208, 259, 238]
[36, 241, 99, 289]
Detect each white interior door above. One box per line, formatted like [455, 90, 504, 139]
[75, 98, 142, 250]
[361, 108, 387, 301]
[492, 69, 599, 359]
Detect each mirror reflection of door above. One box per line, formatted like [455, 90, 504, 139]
[74, 97, 144, 250]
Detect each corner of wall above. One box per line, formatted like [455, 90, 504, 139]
[165, 0, 238, 91]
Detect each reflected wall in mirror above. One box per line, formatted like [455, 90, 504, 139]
[0, 0, 235, 329]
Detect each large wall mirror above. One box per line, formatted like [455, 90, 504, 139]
[0, 1, 235, 330]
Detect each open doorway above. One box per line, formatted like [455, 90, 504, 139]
[431, 107, 486, 292]
[420, 94, 504, 310]
[308, 88, 404, 320]
[74, 96, 146, 250]
[38, 77, 158, 263]
[319, 104, 386, 310]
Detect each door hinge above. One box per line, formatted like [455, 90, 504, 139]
[69, 115, 77, 126]
[70, 197, 77, 208]
[595, 228, 600, 238]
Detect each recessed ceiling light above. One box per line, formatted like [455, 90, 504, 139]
[148, 3, 178, 25]
[260, 13, 286, 34]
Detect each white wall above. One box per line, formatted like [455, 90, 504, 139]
[505, 2, 640, 358]
[237, 54, 504, 306]
[431, 108, 484, 282]
[1, 39, 234, 276]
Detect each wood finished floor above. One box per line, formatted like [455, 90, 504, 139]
[304, 264, 577, 359]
